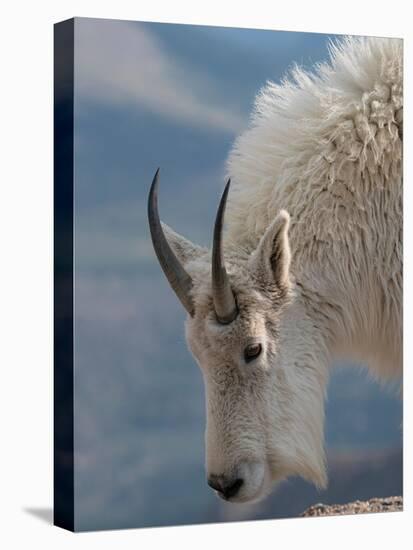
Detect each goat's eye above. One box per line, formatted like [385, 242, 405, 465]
[244, 343, 262, 363]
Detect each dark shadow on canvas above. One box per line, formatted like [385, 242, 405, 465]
[24, 507, 53, 525]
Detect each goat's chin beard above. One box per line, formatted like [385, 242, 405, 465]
[252, 461, 326, 504]
[268, 451, 328, 492]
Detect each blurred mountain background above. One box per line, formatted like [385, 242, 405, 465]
[72, 18, 402, 531]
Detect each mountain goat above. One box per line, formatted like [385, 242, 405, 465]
[147, 36, 403, 503]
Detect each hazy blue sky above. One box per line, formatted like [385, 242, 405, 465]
[72, 18, 402, 531]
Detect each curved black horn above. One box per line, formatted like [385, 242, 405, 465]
[148, 168, 195, 316]
[211, 179, 238, 324]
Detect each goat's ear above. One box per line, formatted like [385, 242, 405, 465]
[161, 222, 206, 265]
[249, 210, 291, 290]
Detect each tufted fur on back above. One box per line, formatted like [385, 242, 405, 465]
[226, 36, 403, 380]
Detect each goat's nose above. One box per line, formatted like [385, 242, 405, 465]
[207, 475, 244, 499]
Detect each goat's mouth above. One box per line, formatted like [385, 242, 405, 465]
[210, 460, 272, 504]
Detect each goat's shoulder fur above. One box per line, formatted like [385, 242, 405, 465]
[226, 36, 403, 379]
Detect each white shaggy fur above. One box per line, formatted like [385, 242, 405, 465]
[226, 36, 403, 380]
[157, 36, 403, 503]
